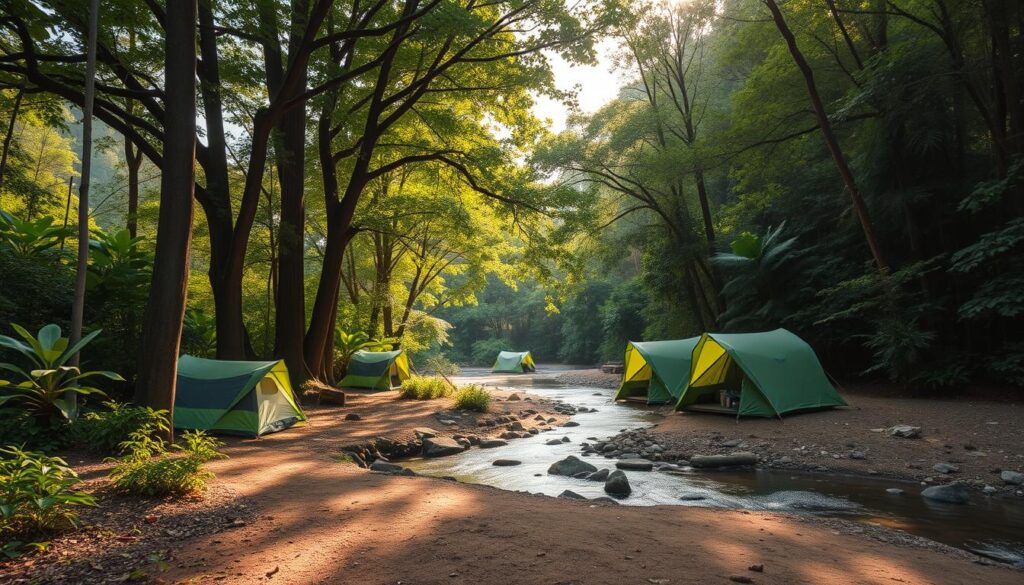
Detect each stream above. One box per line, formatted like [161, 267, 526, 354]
[402, 366, 1024, 567]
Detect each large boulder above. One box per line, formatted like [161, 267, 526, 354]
[1001, 470, 1024, 485]
[422, 437, 467, 458]
[921, 481, 970, 504]
[604, 470, 631, 497]
[616, 459, 654, 471]
[547, 455, 597, 476]
[690, 452, 758, 468]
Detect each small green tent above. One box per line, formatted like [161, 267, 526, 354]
[613, 338, 700, 404]
[174, 355, 306, 437]
[339, 350, 411, 390]
[675, 329, 847, 418]
[492, 351, 536, 373]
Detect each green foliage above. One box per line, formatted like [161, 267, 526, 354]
[0, 211, 72, 257]
[73, 401, 170, 455]
[398, 376, 453, 400]
[0, 323, 122, 422]
[452, 384, 490, 412]
[0, 245, 74, 336]
[108, 430, 226, 497]
[181, 307, 217, 357]
[0, 446, 95, 558]
[470, 337, 511, 367]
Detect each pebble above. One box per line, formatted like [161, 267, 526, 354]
[344, 413, 362, 421]
[492, 459, 522, 466]
[885, 488, 904, 495]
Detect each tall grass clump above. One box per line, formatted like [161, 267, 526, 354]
[108, 430, 226, 497]
[398, 376, 453, 400]
[453, 384, 490, 412]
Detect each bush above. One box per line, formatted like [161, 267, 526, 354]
[73, 401, 170, 455]
[453, 384, 490, 412]
[0, 446, 95, 558]
[398, 376, 453, 400]
[108, 430, 226, 497]
[0, 411, 73, 453]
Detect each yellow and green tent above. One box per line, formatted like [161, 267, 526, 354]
[339, 349, 411, 390]
[492, 351, 536, 373]
[173, 355, 306, 437]
[613, 338, 700, 404]
[675, 329, 847, 418]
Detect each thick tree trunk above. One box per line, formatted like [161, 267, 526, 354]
[134, 0, 197, 424]
[0, 84, 24, 192]
[764, 0, 889, 273]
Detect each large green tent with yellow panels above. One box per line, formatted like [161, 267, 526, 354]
[675, 329, 847, 418]
[613, 338, 700, 404]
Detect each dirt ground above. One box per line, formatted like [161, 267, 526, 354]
[560, 370, 1024, 491]
[2, 386, 1022, 585]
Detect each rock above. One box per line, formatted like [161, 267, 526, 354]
[777, 456, 793, 464]
[729, 576, 753, 584]
[548, 455, 598, 476]
[573, 471, 591, 479]
[370, 461, 404, 473]
[478, 439, 508, 449]
[587, 469, 610, 482]
[492, 459, 522, 466]
[422, 437, 466, 458]
[562, 421, 580, 427]
[885, 488, 904, 495]
[545, 439, 563, 446]
[591, 496, 620, 505]
[748, 564, 764, 573]
[500, 431, 519, 440]
[888, 425, 922, 439]
[399, 468, 416, 476]
[616, 459, 654, 471]
[679, 494, 706, 501]
[721, 439, 742, 448]
[561, 436, 571, 443]
[456, 437, 471, 448]
[921, 481, 970, 504]
[414, 427, 439, 439]
[604, 470, 631, 496]
[508, 421, 525, 432]
[507, 393, 521, 401]
[690, 452, 758, 468]
[933, 463, 959, 474]
[558, 490, 586, 500]
[849, 451, 866, 460]
[344, 413, 362, 421]
[528, 428, 540, 435]
[602, 444, 617, 453]
[983, 485, 998, 494]
[1001, 470, 1024, 485]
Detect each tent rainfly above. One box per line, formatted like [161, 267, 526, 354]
[174, 355, 306, 437]
[339, 350, 411, 390]
[492, 351, 537, 373]
[613, 338, 700, 404]
[675, 329, 847, 418]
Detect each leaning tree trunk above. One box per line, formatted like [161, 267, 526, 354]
[764, 0, 889, 273]
[0, 83, 24, 191]
[135, 0, 198, 428]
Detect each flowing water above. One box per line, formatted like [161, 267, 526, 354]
[402, 366, 1024, 567]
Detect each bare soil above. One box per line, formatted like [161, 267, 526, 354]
[2, 386, 1021, 585]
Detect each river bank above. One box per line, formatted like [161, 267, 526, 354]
[560, 369, 1024, 494]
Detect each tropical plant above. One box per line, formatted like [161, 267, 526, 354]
[0, 446, 95, 558]
[0, 211, 72, 257]
[108, 429, 226, 497]
[182, 307, 217, 357]
[86, 229, 152, 301]
[398, 376, 453, 400]
[453, 384, 491, 412]
[73, 401, 170, 454]
[0, 323, 122, 422]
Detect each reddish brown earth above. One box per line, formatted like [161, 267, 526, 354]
[3, 387, 1022, 585]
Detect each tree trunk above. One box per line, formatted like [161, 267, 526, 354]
[134, 0, 197, 425]
[68, 0, 99, 399]
[764, 0, 889, 273]
[0, 83, 24, 192]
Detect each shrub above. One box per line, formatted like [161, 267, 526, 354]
[0, 446, 95, 558]
[108, 430, 226, 497]
[398, 376, 453, 400]
[0, 323, 122, 422]
[0, 411, 72, 453]
[73, 401, 170, 455]
[453, 384, 490, 412]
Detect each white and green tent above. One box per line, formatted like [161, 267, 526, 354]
[174, 355, 306, 437]
[492, 351, 536, 373]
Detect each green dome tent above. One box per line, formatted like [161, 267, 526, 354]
[675, 329, 847, 418]
[613, 338, 700, 404]
[492, 351, 536, 373]
[174, 355, 306, 437]
[339, 349, 411, 390]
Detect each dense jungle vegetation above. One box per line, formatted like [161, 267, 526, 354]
[0, 0, 1021, 415]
